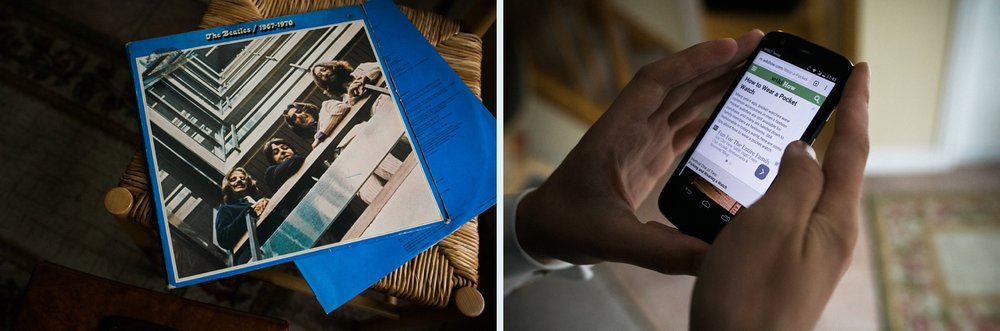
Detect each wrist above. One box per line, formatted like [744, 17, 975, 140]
[515, 188, 557, 264]
[514, 188, 571, 267]
[504, 189, 579, 294]
[511, 188, 575, 269]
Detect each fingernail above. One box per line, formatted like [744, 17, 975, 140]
[741, 29, 763, 38]
[803, 143, 818, 164]
[788, 140, 818, 164]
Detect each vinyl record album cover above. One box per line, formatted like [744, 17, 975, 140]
[126, 4, 446, 286]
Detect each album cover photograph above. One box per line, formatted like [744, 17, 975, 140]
[130, 17, 443, 284]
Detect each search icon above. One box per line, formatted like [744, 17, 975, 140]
[813, 95, 821, 104]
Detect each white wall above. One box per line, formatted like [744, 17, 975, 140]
[859, 0, 953, 174]
[862, 0, 1000, 174]
[938, 0, 1000, 165]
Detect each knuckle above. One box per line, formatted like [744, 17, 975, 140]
[633, 63, 660, 85]
[810, 212, 858, 262]
[857, 134, 871, 157]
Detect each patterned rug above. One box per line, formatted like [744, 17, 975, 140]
[869, 191, 1000, 330]
[0, 0, 139, 145]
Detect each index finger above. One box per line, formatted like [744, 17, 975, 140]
[815, 62, 870, 223]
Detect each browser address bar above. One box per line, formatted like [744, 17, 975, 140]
[755, 52, 832, 97]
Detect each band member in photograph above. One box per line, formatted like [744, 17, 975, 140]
[260, 136, 368, 247]
[283, 101, 351, 148]
[255, 137, 337, 251]
[261, 137, 306, 189]
[216, 167, 269, 264]
[311, 60, 382, 104]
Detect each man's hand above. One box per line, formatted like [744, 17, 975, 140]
[251, 197, 269, 216]
[691, 63, 870, 329]
[347, 78, 365, 102]
[515, 30, 765, 275]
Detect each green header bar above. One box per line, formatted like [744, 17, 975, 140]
[748, 64, 825, 106]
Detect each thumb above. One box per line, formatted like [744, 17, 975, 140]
[749, 141, 824, 228]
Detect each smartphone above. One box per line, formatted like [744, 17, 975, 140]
[658, 31, 854, 243]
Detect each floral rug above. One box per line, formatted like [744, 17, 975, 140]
[869, 191, 1000, 330]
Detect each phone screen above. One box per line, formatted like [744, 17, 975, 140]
[681, 48, 838, 212]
